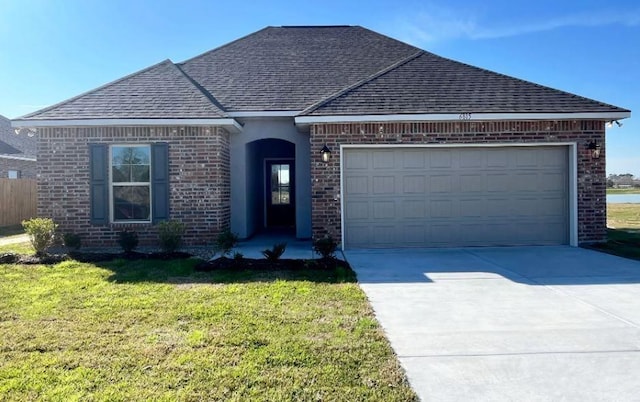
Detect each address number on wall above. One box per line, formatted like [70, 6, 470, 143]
[459, 113, 472, 120]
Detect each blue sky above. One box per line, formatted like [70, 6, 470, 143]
[1, 0, 638, 175]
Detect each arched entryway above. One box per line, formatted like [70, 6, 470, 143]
[246, 138, 295, 234]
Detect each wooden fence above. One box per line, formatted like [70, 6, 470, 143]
[0, 179, 37, 226]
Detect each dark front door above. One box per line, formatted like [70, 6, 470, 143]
[266, 161, 295, 227]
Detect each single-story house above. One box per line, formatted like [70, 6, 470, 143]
[12, 25, 630, 248]
[0, 115, 37, 179]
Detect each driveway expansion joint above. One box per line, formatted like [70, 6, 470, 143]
[399, 349, 640, 359]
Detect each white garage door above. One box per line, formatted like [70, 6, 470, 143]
[343, 146, 569, 248]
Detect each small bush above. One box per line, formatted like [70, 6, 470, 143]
[314, 236, 338, 259]
[118, 230, 139, 253]
[157, 220, 186, 253]
[63, 232, 82, 250]
[22, 217, 57, 256]
[262, 243, 287, 262]
[215, 229, 239, 257]
[233, 251, 244, 260]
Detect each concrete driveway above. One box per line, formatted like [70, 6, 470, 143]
[346, 246, 640, 401]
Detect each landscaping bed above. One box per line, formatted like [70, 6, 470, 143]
[0, 250, 194, 265]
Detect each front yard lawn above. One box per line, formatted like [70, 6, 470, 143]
[607, 188, 640, 194]
[588, 229, 640, 261]
[0, 258, 417, 401]
[607, 203, 640, 230]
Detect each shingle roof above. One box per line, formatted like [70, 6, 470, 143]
[21, 60, 227, 120]
[303, 52, 627, 115]
[178, 26, 420, 111]
[0, 115, 36, 158]
[17, 25, 629, 121]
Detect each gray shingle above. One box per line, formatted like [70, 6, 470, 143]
[178, 26, 420, 111]
[305, 52, 628, 115]
[21, 60, 226, 120]
[17, 26, 628, 121]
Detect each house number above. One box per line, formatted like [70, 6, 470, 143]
[459, 113, 472, 120]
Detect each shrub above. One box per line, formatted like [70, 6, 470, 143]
[314, 236, 338, 259]
[157, 220, 186, 253]
[215, 229, 239, 257]
[22, 217, 57, 256]
[233, 251, 244, 260]
[262, 243, 287, 262]
[118, 230, 139, 253]
[63, 232, 82, 250]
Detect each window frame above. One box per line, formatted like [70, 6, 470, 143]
[109, 144, 153, 223]
[7, 170, 20, 179]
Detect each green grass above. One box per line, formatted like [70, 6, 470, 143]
[607, 203, 640, 230]
[592, 203, 640, 260]
[0, 241, 33, 255]
[0, 258, 417, 401]
[607, 188, 640, 194]
[589, 229, 640, 261]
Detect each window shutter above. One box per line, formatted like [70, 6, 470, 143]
[151, 142, 170, 223]
[89, 144, 109, 225]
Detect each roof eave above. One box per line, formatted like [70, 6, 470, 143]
[11, 118, 243, 134]
[295, 111, 631, 126]
[0, 154, 37, 162]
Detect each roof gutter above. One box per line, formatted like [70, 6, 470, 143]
[11, 118, 243, 133]
[295, 111, 631, 125]
[0, 154, 37, 162]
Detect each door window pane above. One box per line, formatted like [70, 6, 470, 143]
[271, 164, 291, 205]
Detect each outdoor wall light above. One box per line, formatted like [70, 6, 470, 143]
[320, 144, 332, 162]
[587, 140, 601, 159]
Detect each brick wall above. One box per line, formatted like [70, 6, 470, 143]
[0, 157, 37, 179]
[310, 120, 606, 245]
[37, 126, 230, 246]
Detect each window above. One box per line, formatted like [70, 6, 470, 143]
[7, 170, 20, 179]
[110, 145, 151, 222]
[90, 143, 168, 225]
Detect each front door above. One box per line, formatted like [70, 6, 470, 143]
[266, 160, 295, 227]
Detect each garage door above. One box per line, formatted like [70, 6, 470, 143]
[343, 146, 569, 248]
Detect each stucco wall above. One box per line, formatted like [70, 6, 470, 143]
[230, 118, 311, 239]
[37, 126, 230, 246]
[310, 120, 606, 246]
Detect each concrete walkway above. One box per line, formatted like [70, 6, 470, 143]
[0, 234, 29, 246]
[235, 232, 314, 259]
[346, 246, 640, 401]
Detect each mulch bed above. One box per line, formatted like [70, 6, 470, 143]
[0, 251, 350, 272]
[0, 250, 193, 265]
[194, 256, 345, 271]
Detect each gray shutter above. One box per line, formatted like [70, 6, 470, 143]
[152, 142, 170, 223]
[89, 144, 109, 225]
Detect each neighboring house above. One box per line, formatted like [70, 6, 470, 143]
[607, 174, 640, 188]
[11, 26, 630, 248]
[0, 115, 36, 179]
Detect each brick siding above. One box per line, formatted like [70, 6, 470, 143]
[37, 126, 230, 247]
[310, 120, 606, 245]
[0, 157, 37, 179]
